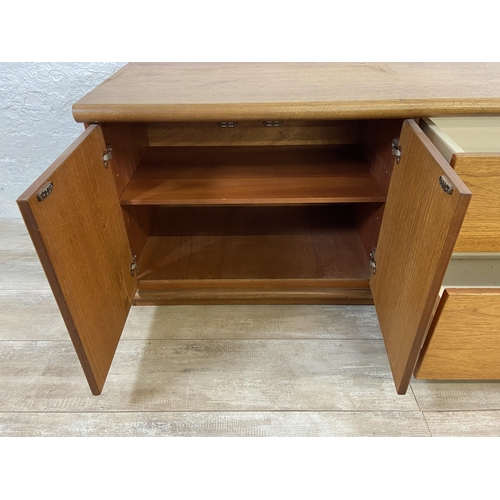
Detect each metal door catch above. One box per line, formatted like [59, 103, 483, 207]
[263, 121, 283, 127]
[36, 182, 53, 202]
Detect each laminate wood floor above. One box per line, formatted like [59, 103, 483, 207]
[1, 217, 500, 436]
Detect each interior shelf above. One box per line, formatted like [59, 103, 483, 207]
[134, 205, 373, 305]
[120, 145, 386, 206]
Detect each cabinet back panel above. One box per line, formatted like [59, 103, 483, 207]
[120, 145, 385, 206]
[139, 205, 370, 281]
[147, 121, 361, 147]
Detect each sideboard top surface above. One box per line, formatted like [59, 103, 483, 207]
[73, 62, 500, 123]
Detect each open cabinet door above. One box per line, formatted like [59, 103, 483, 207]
[371, 120, 471, 395]
[17, 125, 137, 395]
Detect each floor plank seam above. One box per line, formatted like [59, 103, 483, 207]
[0, 410, 424, 414]
[410, 384, 433, 436]
[0, 338, 386, 342]
[410, 384, 422, 412]
[423, 409, 500, 413]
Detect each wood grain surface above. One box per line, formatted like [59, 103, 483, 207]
[120, 146, 386, 206]
[100, 123, 157, 262]
[135, 206, 371, 304]
[147, 120, 361, 147]
[451, 154, 500, 252]
[356, 120, 403, 258]
[360, 120, 404, 196]
[415, 289, 500, 379]
[16, 126, 136, 395]
[134, 285, 373, 306]
[101, 123, 149, 196]
[72, 63, 500, 122]
[371, 120, 471, 394]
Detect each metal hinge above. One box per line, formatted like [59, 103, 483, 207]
[102, 143, 113, 168]
[130, 255, 137, 276]
[263, 121, 283, 127]
[392, 138, 401, 164]
[217, 122, 238, 128]
[36, 182, 54, 202]
[369, 247, 377, 275]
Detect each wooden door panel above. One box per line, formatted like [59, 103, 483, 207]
[371, 120, 471, 394]
[17, 125, 136, 395]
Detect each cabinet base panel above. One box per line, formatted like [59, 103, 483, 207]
[133, 280, 373, 305]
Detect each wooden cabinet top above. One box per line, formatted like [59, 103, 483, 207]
[72, 62, 500, 123]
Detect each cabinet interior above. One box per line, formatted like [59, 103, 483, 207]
[102, 120, 402, 305]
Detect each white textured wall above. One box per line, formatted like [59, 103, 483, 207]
[0, 62, 126, 218]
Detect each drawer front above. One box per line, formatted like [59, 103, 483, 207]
[414, 288, 500, 379]
[421, 118, 500, 252]
[451, 154, 500, 252]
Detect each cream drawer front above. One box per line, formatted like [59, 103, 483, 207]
[415, 256, 500, 379]
[421, 118, 500, 252]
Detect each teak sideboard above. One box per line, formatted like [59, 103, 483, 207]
[17, 63, 500, 396]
